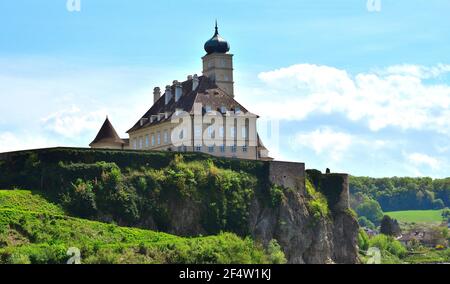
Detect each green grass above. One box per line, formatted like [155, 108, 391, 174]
[385, 210, 444, 224]
[0, 190, 65, 215]
[0, 190, 286, 264]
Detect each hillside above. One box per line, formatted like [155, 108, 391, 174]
[385, 210, 444, 224]
[0, 147, 359, 264]
[0, 190, 284, 264]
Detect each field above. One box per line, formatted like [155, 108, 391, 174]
[385, 210, 444, 224]
[0, 190, 285, 264]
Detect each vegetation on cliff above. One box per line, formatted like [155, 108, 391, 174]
[0, 147, 353, 264]
[0, 190, 286, 264]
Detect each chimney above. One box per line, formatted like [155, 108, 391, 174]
[192, 74, 199, 91]
[175, 81, 183, 102]
[165, 85, 172, 105]
[153, 87, 161, 104]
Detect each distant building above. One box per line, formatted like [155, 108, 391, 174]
[90, 23, 271, 160]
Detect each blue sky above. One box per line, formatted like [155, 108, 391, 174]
[0, 0, 449, 177]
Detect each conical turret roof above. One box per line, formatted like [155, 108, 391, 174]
[90, 117, 125, 146]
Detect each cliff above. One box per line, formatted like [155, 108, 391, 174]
[0, 147, 359, 263]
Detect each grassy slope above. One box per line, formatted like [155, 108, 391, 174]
[0, 190, 282, 264]
[385, 210, 444, 223]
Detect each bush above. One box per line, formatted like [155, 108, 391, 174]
[442, 207, 450, 219]
[358, 216, 376, 230]
[306, 179, 330, 221]
[369, 234, 407, 258]
[357, 229, 370, 251]
[267, 239, 287, 264]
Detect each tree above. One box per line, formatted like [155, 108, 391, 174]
[356, 199, 384, 225]
[442, 207, 450, 220]
[432, 199, 445, 210]
[380, 215, 401, 237]
[358, 216, 376, 230]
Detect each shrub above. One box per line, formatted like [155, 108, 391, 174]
[358, 216, 376, 230]
[306, 179, 330, 221]
[267, 239, 287, 264]
[357, 228, 370, 251]
[369, 234, 407, 258]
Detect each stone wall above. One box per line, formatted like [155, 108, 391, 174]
[268, 161, 306, 195]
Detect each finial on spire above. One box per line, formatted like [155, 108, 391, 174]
[215, 19, 218, 35]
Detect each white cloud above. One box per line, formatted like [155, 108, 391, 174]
[240, 63, 450, 134]
[292, 127, 353, 161]
[383, 64, 450, 79]
[406, 152, 440, 170]
[41, 106, 107, 138]
[0, 132, 58, 153]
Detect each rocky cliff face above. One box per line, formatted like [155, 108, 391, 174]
[159, 169, 359, 264]
[160, 186, 359, 264]
[249, 188, 359, 264]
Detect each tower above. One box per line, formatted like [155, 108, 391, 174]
[202, 21, 234, 97]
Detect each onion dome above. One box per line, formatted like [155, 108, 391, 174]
[204, 21, 230, 54]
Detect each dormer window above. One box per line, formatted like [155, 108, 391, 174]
[220, 106, 227, 113]
[235, 107, 241, 114]
[205, 105, 212, 113]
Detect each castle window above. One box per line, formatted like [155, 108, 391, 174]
[242, 146, 248, 152]
[194, 126, 202, 138]
[220, 145, 226, 153]
[207, 126, 214, 138]
[157, 132, 161, 145]
[139, 137, 143, 149]
[231, 145, 237, 153]
[145, 135, 149, 148]
[164, 130, 169, 144]
[235, 107, 241, 114]
[151, 134, 155, 146]
[133, 139, 137, 150]
[241, 126, 247, 139]
[195, 145, 202, 152]
[208, 146, 215, 153]
[230, 127, 236, 138]
[179, 129, 184, 139]
[219, 126, 224, 138]
[205, 105, 212, 113]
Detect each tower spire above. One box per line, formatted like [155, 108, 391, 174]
[215, 19, 218, 35]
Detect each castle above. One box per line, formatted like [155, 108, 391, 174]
[90, 23, 272, 161]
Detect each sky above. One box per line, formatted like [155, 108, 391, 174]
[0, 0, 449, 178]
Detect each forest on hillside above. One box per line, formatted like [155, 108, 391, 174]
[350, 176, 450, 228]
